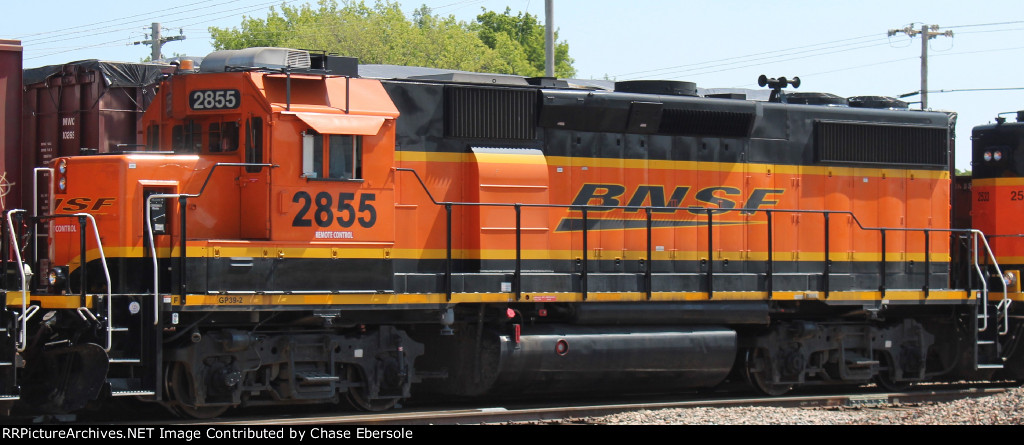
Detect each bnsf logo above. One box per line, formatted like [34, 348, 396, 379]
[556, 184, 784, 232]
[52, 197, 116, 212]
[570, 184, 783, 214]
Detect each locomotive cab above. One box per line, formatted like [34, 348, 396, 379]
[33, 48, 415, 415]
[50, 48, 401, 295]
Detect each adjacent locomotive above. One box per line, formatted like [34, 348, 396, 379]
[0, 45, 1020, 418]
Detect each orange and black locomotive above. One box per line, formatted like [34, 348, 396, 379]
[0, 45, 1020, 418]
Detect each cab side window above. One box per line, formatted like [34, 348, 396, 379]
[302, 131, 363, 180]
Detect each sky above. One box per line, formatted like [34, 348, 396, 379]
[3, 0, 1023, 171]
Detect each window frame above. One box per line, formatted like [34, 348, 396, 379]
[301, 131, 364, 181]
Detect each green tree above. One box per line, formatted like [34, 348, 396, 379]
[208, 1, 574, 77]
[473, 7, 575, 78]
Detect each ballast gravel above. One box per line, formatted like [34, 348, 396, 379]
[570, 387, 1024, 425]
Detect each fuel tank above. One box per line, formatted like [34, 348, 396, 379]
[414, 323, 736, 397]
[492, 324, 737, 393]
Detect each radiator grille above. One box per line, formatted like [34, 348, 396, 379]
[445, 86, 537, 140]
[658, 108, 753, 137]
[815, 121, 948, 166]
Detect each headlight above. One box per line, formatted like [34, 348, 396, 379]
[984, 151, 992, 161]
[46, 267, 67, 291]
[994, 151, 1003, 161]
[58, 177, 66, 191]
[57, 159, 67, 174]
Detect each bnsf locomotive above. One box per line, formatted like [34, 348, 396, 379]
[0, 45, 1020, 418]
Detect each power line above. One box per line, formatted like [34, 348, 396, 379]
[614, 33, 883, 78]
[888, 24, 953, 109]
[11, 0, 224, 41]
[946, 20, 1024, 29]
[133, 23, 187, 61]
[22, 0, 297, 62]
[899, 87, 1024, 98]
[639, 39, 893, 82]
[610, 19, 1020, 83]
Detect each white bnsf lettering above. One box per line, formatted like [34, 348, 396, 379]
[53, 224, 78, 233]
[315, 231, 354, 239]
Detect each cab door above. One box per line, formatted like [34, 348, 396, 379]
[240, 116, 270, 239]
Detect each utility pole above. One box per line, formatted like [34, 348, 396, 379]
[888, 24, 952, 110]
[133, 22, 186, 61]
[544, 0, 554, 77]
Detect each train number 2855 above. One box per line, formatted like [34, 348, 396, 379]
[292, 191, 376, 228]
[190, 89, 240, 110]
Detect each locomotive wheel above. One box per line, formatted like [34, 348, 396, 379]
[345, 366, 399, 412]
[874, 371, 911, 392]
[744, 348, 792, 396]
[874, 354, 911, 392]
[165, 362, 229, 419]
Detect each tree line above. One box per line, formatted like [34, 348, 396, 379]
[210, 0, 576, 78]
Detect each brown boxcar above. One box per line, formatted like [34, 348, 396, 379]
[0, 40, 21, 212]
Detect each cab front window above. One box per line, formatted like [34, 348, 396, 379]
[208, 121, 239, 153]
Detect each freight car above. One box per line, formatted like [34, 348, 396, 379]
[0, 46, 1019, 418]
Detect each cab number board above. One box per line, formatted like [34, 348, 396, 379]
[190, 89, 240, 110]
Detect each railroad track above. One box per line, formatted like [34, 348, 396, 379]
[10, 381, 1010, 425]
[178, 382, 1012, 426]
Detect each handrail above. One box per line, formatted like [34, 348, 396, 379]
[971, 230, 1010, 334]
[394, 167, 979, 301]
[145, 162, 276, 325]
[5, 210, 33, 352]
[31, 212, 113, 351]
[79, 213, 112, 350]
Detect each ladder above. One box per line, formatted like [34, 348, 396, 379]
[971, 230, 1013, 370]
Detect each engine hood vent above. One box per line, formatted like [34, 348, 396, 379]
[614, 80, 698, 97]
[201, 47, 311, 73]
